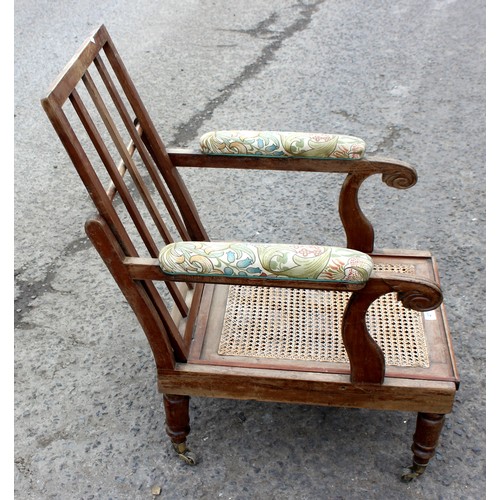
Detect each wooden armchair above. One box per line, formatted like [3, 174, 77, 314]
[41, 25, 458, 482]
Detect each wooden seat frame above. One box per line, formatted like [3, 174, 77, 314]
[41, 25, 458, 481]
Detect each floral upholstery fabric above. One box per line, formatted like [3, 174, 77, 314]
[159, 241, 373, 284]
[199, 130, 365, 159]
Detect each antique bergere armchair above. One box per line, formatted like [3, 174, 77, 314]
[41, 25, 458, 481]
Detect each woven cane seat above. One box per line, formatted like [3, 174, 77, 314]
[186, 254, 457, 385]
[218, 263, 428, 368]
[219, 286, 428, 368]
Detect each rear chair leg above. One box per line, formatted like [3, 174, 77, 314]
[163, 394, 197, 465]
[401, 412, 445, 482]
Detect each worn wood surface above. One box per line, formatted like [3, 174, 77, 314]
[157, 364, 456, 414]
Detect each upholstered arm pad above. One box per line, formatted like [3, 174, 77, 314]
[159, 242, 372, 284]
[200, 130, 365, 159]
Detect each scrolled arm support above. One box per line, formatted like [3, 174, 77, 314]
[342, 272, 443, 384]
[339, 161, 417, 253]
[339, 172, 375, 253]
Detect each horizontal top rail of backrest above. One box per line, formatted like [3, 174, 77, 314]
[45, 25, 109, 108]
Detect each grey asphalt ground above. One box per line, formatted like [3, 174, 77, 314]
[14, 1, 486, 498]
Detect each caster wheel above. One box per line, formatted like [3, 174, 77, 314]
[172, 442, 197, 465]
[401, 464, 426, 482]
[179, 450, 197, 466]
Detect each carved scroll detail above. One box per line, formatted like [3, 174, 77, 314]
[339, 161, 417, 252]
[383, 277, 443, 311]
[381, 165, 418, 189]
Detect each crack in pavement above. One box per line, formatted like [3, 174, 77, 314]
[374, 125, 414, 154]
[220, 12, 281, 40]
[172, 0, 326, 147]
[14, 236, 91, 329]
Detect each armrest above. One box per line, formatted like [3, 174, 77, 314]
[158, 241, 373, 284]
[200, 130, 366, 159]
[166, 133, 418, 254]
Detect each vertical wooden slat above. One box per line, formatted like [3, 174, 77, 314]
[70, 87, 190, 318]
[100, 32, 209, 241]
[70, 88, 160, 256]
[81, 69, 175, 249]
[94, 54, 191, 242]
[41, 93, 137, 257]
[106, 130, 138, 200]
[70, 91, 190, 330]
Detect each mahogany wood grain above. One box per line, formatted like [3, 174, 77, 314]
[158, 365, 456, 414]
[411, 413, 446, 466]
[163, 394, 191, 445]
[339, 172, 375, 252]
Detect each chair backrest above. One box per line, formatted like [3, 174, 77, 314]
[41, 25, 209, 367]
[41, 25, 208, 245]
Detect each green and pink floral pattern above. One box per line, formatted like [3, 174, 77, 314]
[159, 241, 373, 283]
[199, 130, 365, 159]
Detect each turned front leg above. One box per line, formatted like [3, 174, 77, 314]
[402, 412, 445, 481]
[163, 394, 197, 465]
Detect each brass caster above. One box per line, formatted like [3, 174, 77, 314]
[172, 442, 197, 466]
[401, 464, 427, 482]
[179, 450, 197, 465]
